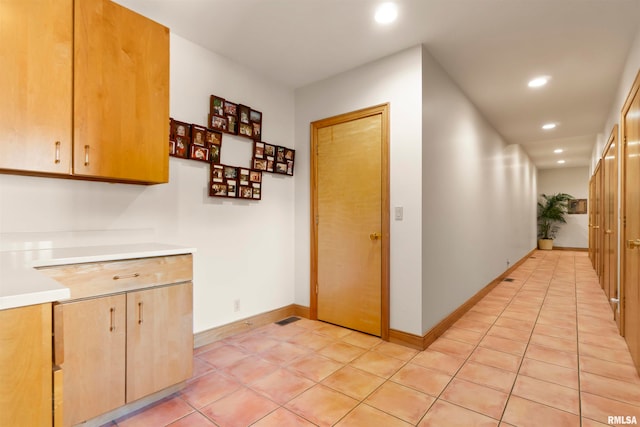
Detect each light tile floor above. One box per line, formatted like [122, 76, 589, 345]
[106, 250, 640, 426]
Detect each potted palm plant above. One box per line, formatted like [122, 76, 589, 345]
[537, 193, 574, 250]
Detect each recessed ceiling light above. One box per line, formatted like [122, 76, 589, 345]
[375, 2, 398, 24]
[554, 149, 563, 153]
[528, 76, 550, 88]
[542, 123, 557, 130]
[557, 160, 566, 164]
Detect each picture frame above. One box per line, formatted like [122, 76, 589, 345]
[254, 141, 265, 159]
[252, 122, 262, 140]
[239, 168, 250, 186]
[238, 104, 251, 124]
[249, 109, 262, 124]
[223, 100, 237, 116]
[239, 122, 253, 138]
[210, 182, 227, 197]
[211, 164, 224, 183]
[249, 170, 262, 183]
[226, 179, 237, 198]
[169, 140, 176, 156]
[251, 182, 261, 200]
[224, 165, 238, 179]
[286, 159, 295, 176]
[275, 162, 288, 174]
[252, 158, 267, 171]
[206, 129, 222, 146]
[191, 125, 207, 147]
[239, 185, 253, 199]
[171, 119, 191, 139]
[189, 144, 210, 162]
[264, 144, 275, 157]
[266, 156, 274, 173]
[210, 95, 225, 117]
[173, 135, 189, 158]
[276, 146, 285, 162]
[227, 115, 238, 135]
[210, 115, 228, 132]
[568, 199, 587, 214]
[210, 144, 221, 164]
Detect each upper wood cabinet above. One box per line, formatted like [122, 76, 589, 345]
[74, 0, 169, 183]
[0, 0, 169, 184]
[0, 0, 73, 175]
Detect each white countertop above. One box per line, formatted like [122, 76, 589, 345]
[0, 243, 196, 310]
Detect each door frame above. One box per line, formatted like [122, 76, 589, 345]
[602, 125, 618, 318]
[619, 69, 640, 338]
[309, 103, 390, 340]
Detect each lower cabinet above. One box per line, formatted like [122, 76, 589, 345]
[0, 304, 53, 427]
[55, 282, 193, 426]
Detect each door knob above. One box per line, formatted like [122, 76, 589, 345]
[369, 232, 381, 241]
[627, 239, 640, 249]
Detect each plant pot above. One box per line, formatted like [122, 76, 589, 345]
[538, 239, 553, 250]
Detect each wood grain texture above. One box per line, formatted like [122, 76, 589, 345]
[126, 282, 193, 402]
[38, 254, 193, 300]
[0, 304, 52, 427]
[0, 0, 72, 175]
[73, 0, 169, 183]
[621, 69, 640, 373]
[59, 295, 127, 426]
[316, 114, 382, 336]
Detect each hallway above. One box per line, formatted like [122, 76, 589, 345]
[110, 250, 640, 426]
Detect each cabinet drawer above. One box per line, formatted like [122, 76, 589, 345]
[38, 254, 192, 300]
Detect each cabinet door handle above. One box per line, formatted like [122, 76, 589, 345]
[113, 273, 140, 280]
[110, 307, 116, 332]
[138, 302, 144, 325]
[55, 141, 61, 164]
[84, 145, 90, 166]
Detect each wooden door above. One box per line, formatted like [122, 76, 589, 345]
[0, 304, 52, 427]
[56, 295, 126, 426]
[621, 71, 640, 372]
[126, 283, 193, 402]
[602, 126, 619, 319]
[311, 104, 389, 337]
[0, 0, 72, 175]
[594, 161, 604, 285]
[74, 0, 169, 183]
[589, 175, 596, 267]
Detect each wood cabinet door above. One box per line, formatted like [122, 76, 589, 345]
[74, 0, 169, 184]
[0, 304, 52, 427]
[126, 282, 193, 402]
[57, 295, 126, 426]
[0, 0, 72, 175]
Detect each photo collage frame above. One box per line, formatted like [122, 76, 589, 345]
[169, 118, 223, 164]
[252, 141, 295, 176]
[209, 95, 262, 141]
[169, 94, 294, 202]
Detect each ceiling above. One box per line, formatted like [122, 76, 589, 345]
[115, 0, 640, 170]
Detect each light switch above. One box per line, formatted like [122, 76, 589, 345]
[394, 206, 403, 221]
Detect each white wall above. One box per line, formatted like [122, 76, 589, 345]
[294, 46, 424, 335]
[537, 167, 589, 248]
[592, 27, 640, 173]
[294, 45, 538, 336]
[421, 47, 537, 333]
[0, 34, 296, 334]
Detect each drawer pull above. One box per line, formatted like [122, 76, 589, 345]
[84, 145, 90, 166]
[138, 302, 144, 324]
[109, 307, 116, 332]
[55, 141, 61, 164]
[113, 273, 140, 280]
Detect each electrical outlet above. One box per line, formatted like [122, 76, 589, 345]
[233, 299, 240, 312]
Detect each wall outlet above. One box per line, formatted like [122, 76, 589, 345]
[233, 299, 240, 312]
